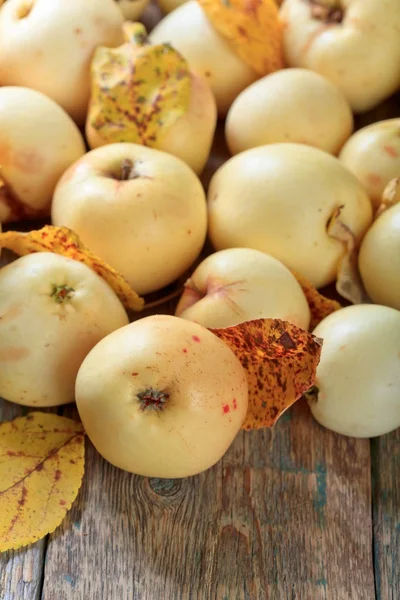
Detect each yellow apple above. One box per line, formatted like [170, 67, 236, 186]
[75, 314, 248, 478]
[158, 0, 186, 14]
[208, 143, 373, 288]
[309, 304, 400, 437]
[0, 87, 85, 223]
[176, 247, 311, 330]
[115, 0, 149, 20]
[0, 0, 124, 124]
[280, 0, 400, 113]
[226, 68, 353, 156]
[0, 252, 128, 407]
[339, 119, 400, 210]
[51, 143, 207, 296]
[149, 1, 258, 115]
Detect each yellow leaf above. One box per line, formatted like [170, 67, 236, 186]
[211, 318, 322, 430]
[291, 270, 341, 331]
[0, 412, 85, 552]
[0, 225, 144, 312]
[376, 177, 400, 218]
[197, 0, 284, 76]
[86, 22, 191, 147]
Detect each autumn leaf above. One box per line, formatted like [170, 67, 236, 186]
[0, 412, 85, 552]
[197, 0, 284, 76]
[0, 225, 144, 312]
[211, 319, 322, 430]
[376, 177, 400, 218]
[86, 22, 191, 148]
[292, 270, 341, 330]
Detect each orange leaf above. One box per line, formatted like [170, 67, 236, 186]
[86, 22, 191, 148]
[0, 412, 85, 552]
[211, 319, 322, 430]
[197, 0, 284, 76]
[292, 270, 341, 330]
[0, 225, 144, 312]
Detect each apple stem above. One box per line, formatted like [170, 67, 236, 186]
[137, 388, 170, 411]
[51, 284, 75, 304]
[120, 158, 140, 181]
[309, 1, 343, 23]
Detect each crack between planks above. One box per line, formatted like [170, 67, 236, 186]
[370, 437, 380, 600]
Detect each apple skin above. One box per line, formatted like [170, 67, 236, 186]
[0, 252, 129, 407]
[0, 87, 86, 223]
[0, 0, 124, 124]
[339, 119, 400, 210]
[75, 315, 248, 478]
[208, 143, 373, 289]
[280, 0, 400, 113]
[51, 143, 207, 296]
[226, 68, 353, 156]
[86, 72, 217, 176]
[176, 247, 311, 330]
[149, 0, 258, 116]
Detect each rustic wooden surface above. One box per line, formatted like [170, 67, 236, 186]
[1, 3, 400, 599]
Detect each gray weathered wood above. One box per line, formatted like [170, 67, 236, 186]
[372, 429, 400, 600]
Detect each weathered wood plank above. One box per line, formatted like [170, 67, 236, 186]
[372, 429, 400, 600]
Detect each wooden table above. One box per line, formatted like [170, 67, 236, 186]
[1, 4, 400, 598]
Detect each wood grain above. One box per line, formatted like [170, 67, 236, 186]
[372, 429, 400, 600]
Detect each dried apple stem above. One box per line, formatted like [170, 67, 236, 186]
[309, 0, 343, 23]
[137, 388, 169, 411]
[51, 284, 74, 304]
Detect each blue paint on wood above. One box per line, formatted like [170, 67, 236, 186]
[73, 520, 81, 530]
[314, 463, 327, 523]
[64, 575, 76, 587]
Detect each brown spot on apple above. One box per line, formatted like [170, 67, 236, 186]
[192, 335, 201, 343]
[367, 173, 382, 186]
[383, 145, 398, 158]
[0, 346, 30, 361]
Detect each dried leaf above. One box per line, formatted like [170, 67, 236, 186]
[327, 206, 370, 305]
[87, 22, 191, 147]
[291, 270, 341, 330]
[197, 0, 284, 76]
[211, 319, 322, 430]
[0, 412, 85, 552]
[0, 225, 144, 311]
[376, 177, 400, 218]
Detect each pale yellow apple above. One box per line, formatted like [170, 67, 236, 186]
[280, 0, 400, 113]
[86, 72, 217, 176]
[158, 0, 186, 14]
[75, 314, 248, 478]
[0, 0, 124, 124]
[309, 305, 400, 437]
[0, 252, 128, 407]
[339, 119, 400, 209]
[358, 203, 400, 310]
[176, 247, 311, 330]
[208, 143, 373, 288]
[51, 143, 207, 296]
[0, 87, 86, 223]
[149, 1, 258, 115]
[226, 68, 353, 156]
[115, 0, 149, 20]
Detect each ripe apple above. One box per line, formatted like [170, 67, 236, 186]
[75, 314, 248, 478]
[339, 119, 400, 210]
[0, 0, 124, 124]
[176, 247, 311, 330]
[0, 87, 85, 223]
[149, 1, 258, 115]
[226, 68, 353, 156]
[208, 143, 373, 288]
[358, 203, 400, 310]
[115, 0, 149, 20]
[309, 304, 400, 437]
[51, 143, 207, 296]
[280, 0, 400, 113]
[0, 252, 128, 407]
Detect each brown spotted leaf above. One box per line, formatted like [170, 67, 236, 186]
[291, 270, 341, 330]
[211, 319, 322, 430]
[0, 225, 144, 311]
[0, 412, 85, 552]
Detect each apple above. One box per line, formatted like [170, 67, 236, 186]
[51, 143, 207, 296]
[175, 247, 311, 330]
[358, 202, 400, 310]
[115, 0, 149, 20]
[0, 87, 86, 223]
[149, 1, 258, 115]
[75, 314, 248, 478]
[309, 304, 400, 438]
[158, 0, 186, 14]
[339, 119, 400, 210]
[226, 68, 353, 156]
[0, 0, 124, 124]
[280, 0, 400, 113]
[0, 252, 128, 407]
[208, 143, 373, 288]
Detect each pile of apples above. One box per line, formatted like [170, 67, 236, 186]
[0, 0, 400, 479]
